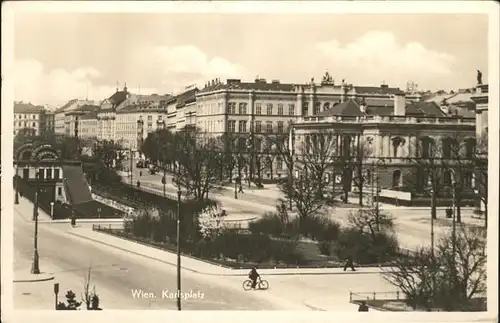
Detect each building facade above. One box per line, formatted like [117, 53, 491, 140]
[291, 93, 476, 206]
[194, 74, 419, 180]
[78, 111, 99, 139]
[54, 99, 96, 135]
[14, 102, 53, 136]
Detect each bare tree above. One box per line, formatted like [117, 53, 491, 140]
[174, 128, 224, 202]
[346, 137, 373, 206]
[278, 131, 337, 221]
[269, 125, 295, 209]
[348, 206, 394, 238]
[297, 130, 338, 199]
[81, 266, 101, 310]
[382, 224, 486, 311]
[410, 133, 477, 223]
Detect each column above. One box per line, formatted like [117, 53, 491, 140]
[308, 94, 315, 116]
[377, 134, 384, 157]
[296, 93, 303, 116]
[384, 135, 391, 158]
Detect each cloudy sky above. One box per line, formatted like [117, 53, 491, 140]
[13, 12, 488, 107]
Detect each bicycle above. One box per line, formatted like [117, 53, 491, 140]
[242, 277, 269, 291]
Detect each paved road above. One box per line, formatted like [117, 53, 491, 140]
[13, 210, 287, 310]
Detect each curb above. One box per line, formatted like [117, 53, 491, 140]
[14, 274, 55, 283]
[68, 231, 388, 277]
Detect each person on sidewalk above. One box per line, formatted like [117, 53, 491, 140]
[358, 301, 369, 312]
[248, 266, 260, 289]
[343, 255, 356, 271]
[237, 176, 244, 194]
[70, 211, 77, 227]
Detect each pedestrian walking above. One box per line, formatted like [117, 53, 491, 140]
[137, 180, 141, 188]
[358, 301, 369, 312]
[237, 176, 244, 193]
[70, 211, 77, 227]
[343, 255, 356, 271]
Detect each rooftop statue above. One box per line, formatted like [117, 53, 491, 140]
[477, 70, 482, 85]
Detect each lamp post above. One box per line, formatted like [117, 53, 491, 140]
[176, 172, 182, 311]
[15, 173, 20, 205]
[31, 170, 40, 274]
[50, 202, 54, 218]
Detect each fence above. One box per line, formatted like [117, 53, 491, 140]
[349, 291, 405, 302]
[93, 223, 125, 231]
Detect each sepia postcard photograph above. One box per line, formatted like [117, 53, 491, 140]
[1, 1, 498, 323]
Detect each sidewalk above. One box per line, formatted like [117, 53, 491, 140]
[15, 197, 125, 224]
[68, 226, 389, 277]
[303, 296, 365, 311]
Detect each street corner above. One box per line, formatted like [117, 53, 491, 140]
[14, 271, 55, 283]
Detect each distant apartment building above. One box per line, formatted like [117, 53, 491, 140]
[64, 105, 100, 138]
[54, 99, 97, 135]
[78, 111, 99, 139]
[14, 102, 54, 136]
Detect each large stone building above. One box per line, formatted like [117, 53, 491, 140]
[291, 91, 476, 206]
[14, 102, 54, 136]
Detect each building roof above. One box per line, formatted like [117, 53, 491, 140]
[176, 88, 198, 108]
[354, 86, 405, 95]
[80, 111, 99, 120]
[316, 99, 363, 117]
[14, 102, 46, 114]
[65, 104, 100, 115]
[199, 79, 295, 94]
[107, 90, 129, 107]
[55, 99, 78, 113]
[316, 98, 446, 117]
[116, 103, 168, 114]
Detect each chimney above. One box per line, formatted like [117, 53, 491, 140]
[359, 97, 367, 114]
[393, 93, 406, 116]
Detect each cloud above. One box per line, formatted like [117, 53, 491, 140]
[133, 44, 249, 93]
[13, 59, 120, 107]
[313, 31, 457, 90]
[14, 45, 249, 106]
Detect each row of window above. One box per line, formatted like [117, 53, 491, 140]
[228, 120, 285, 133]
[21, 168, 61, 180]
[15, 114, 38, 120]
[227, 103, 296, 116]
[15, 121, 37, 128]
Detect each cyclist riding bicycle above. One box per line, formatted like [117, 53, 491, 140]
[248, 266, 260, 289]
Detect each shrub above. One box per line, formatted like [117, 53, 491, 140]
[248, 212, 285, 237]
[333, 228, 399, 264]
[270, 238, 305, 265]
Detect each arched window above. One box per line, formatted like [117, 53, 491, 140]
[342, 136, 351, 157]
[323, 102, 330, 111]
[464, 138, 475, 159]
[392, 137, 404, 157]
[313, 102, 321, 115]
[443, 170, 452, 186]
[463, 171, 473, 188]
[392, 170, 402, 188]
[305, 135, 311, 154]
[442, 137, 458, 158]
[420, 137, 433, 158]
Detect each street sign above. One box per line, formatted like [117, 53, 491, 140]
[54, 282, 59, 295]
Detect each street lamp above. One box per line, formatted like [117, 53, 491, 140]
[31, 170, 41, 274]
[15, 173, 20, 205]
[176, 171, 182, 311]
[50, 202, 55, 218]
